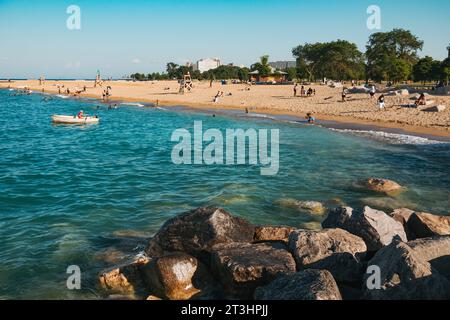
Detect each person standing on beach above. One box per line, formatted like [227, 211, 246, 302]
[294, 84, 298, 97]
[341, 88, 347, 102]
[369, 86, 376, 99]
[378, 94, 386, 110]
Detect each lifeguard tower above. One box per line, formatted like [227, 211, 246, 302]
[179, 72, 193, 94]
[94, 70, 102, 88]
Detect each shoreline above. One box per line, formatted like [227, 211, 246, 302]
[2, 81, 449, 140]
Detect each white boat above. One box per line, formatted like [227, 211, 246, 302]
[52, 115, 100, 125]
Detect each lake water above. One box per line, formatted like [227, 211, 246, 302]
[0, 89, 449, 299]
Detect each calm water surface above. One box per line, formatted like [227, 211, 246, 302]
[0, 89, 449, 299]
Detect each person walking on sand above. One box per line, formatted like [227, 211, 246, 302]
[293, 84, 298, 97]
[341, 88, 347, 102]
[378, 94, 386, 110]
[369, 86, 376, 99]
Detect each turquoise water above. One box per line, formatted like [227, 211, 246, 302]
[0, 89, 449, 299]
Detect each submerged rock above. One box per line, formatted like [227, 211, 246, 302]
[322, 206, 407, 251]
[361, 197, 417, 212]
[288, 228, 367, 283]
[363, 241, 450, 300]
[275, 198, 326, 215]
[211, 242, 296, 299]
[253, 226, 296, 243]
[254, 270, 342, 300]
[365, 178, 404, 196]
[140, 252, 211, 300]
[145, 207, 255, 260]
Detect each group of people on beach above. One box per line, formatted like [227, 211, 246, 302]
[294, 84, 316, 97]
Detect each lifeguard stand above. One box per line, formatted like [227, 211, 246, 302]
[94, 71, 102, 88]
[179, 72, 193, 94]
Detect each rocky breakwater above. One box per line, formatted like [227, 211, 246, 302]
[99, 206, 450, 300]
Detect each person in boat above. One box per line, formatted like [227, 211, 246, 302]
[306, 113, 315, 124]
[415, 93, 426, 106]
[77, 110, 85, 119]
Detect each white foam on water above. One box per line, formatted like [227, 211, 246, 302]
[56, 95, 69, 99]
[330, 128, 448, 145]
[121, 102, 144, 107]
[156, 106, 167, 111]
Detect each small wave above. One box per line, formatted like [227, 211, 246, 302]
[121, 102, 144, 107]
[330, 128, 447, 145]
[156, 106, 167, 111]
[56, 95, 69, 99]
[8, 88, 14, 91]
[246, 113, 276, 120]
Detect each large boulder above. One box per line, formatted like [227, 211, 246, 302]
[254, 270, 342, 300]
[145, 207, 254, 261]
[363, 241, 450, 300]
[407, 212, 450, 239]
[419, 105, 446, 112]
[288, 228, 367, 283]
[408, 236, 450, 278]
[253, 226, 296, 243]
[211, 242, 296, 299]
[389, 208, 415, 239]
[365, 178, 404, 195]
[99, 257, 150, 298]
[140, 252, 213, 300]
[322, 206, 407, 251]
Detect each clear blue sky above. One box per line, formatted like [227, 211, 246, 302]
[0, 0, 449, 78]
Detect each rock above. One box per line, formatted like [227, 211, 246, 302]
[407, 212, 450, 239]
[275, 198, 325, 215]
[322, 206, 407, 251]
[348, 87, 369, 94]
[146, 295, 162, 300]
[419, 105, 446, 112]
[365, 178, 404, 195]
[322, 206, 353, 229]
[254, 270, 342, 300]
[408, 236, 450, 278]
[288, 228, 367, 283]
[140, 252, 211, 300]
[145, 207, 254, 260]
[361, 197, 417, 212]
[253, 226, 296, 243]
[299, 221, 322, 231]
[389, 208, 415, 239]
[211, 242, 296, 299]
[363, 241, 450, 300]
[99, 258, 150, 297]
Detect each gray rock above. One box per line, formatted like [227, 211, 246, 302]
[323, 206, 407, 251]
[288, 228, 367, 283]
[363, 241, 450, 300]
[254, 270, 342, 300]
[145, 207, 254, 261]
[408, 236, 450, 278]
[211, 242, 296, 299]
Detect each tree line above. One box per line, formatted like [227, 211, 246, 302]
[130, 28, 450, 84]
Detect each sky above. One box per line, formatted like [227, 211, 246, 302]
[0, 0, 449, 78]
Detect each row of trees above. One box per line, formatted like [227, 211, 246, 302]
[130, 28, 449, 84]
[292, 29, 450, 84]
[131, 63, 251, 82]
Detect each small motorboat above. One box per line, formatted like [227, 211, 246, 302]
[52, 115, 100, 125]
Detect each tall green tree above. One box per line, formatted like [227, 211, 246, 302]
[366, 29, 423, 82]
[292, 40, 365, 81]
[250, 55, 272, 76]
[166, 62, 180, 79]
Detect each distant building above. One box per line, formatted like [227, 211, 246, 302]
[269, 61, 296, 70]
[249, 66, 287, 83]
[196, 58, 221, 73]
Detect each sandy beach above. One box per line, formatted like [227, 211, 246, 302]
[2, 80, 449, 138]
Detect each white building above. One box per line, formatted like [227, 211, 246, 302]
[196, 58, 221, 73]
